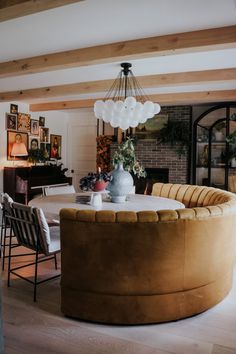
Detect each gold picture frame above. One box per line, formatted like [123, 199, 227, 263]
[135, 114, 168, 139]
[17, 112, 31, 132]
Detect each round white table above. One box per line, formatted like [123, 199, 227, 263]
[29, 193, 185, 222]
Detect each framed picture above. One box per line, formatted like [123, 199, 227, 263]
[30, 119, 39, 135]
[10, 104, 18, 114]
[17, 112, 31, 132]
[6, 113, 17, 130]
[40, 143, 51, 160]
[50, 134, 62, 159]
[40, 127, 49, 142]
[29, 136, 40, 150]
[7, 131, 28, 161]
[39, 116, 45, 127]
[135, 114, 168, 139]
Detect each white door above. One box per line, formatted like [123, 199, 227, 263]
[67, 109, 97, 192]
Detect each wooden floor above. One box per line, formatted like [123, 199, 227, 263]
[2, 250, 236, 354]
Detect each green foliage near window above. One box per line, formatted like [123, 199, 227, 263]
[27, 149, 45, 163]
[215, 121, 226, 131]
[159, 120, 190, 156]
[112, 137, 146, 178]
[230, 113, 236, 121]
[225, 113, 236, 155]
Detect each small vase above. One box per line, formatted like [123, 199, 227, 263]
[93, 180, 108, 192]
[90, 193, 102, 208]
[215, 131, 223, 141]
[231, 158, 236, 168]
[107, 163, 134, 203]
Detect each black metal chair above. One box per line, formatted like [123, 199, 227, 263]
[0, 193, 33, 271]
[0, 193, 17, 271]
[7, 202, 61, 301]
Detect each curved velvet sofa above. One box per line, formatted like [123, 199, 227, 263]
[60, 183, 236, 324]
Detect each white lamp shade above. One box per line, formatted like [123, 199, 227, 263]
[11, 142, 28, 157]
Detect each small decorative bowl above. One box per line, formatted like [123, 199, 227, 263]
[92, 180, 108, 192]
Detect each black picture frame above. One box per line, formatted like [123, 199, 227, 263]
[39, 116, 45, 127]
[29, 136, 40, 150]
[10, 104, 18, 114]
[6, 113, 17, 130]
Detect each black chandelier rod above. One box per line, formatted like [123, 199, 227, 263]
[121, 62, 132, 99]
[104, 62, 150, 102]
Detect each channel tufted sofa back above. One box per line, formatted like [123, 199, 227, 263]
[60, 184, 236, 324]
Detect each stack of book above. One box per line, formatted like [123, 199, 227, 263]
[75, 195, 91, 204]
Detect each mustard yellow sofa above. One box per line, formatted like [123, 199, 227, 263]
[60, 183, 236, 324]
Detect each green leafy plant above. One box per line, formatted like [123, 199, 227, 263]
[159, 120, 190, 156]
[226, 134, 236, 145]
[230, 113, 236, 121]
[225, 114, 236, 153]
[215, 121, 226, 131]
[112, 137, 146, 178]
[27, 149, 45, 164]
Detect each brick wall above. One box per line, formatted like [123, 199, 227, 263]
[110, 106, 192, 184]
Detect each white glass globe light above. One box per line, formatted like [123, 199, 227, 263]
[94, 100, 104, 117]
[114, 100, 124, 113]
[153, 103, 161, 114]
[143, 101, 154, 113]
[124, 96, 136, 109]
[105, 99, 115, 110]
[103, 109, 112, 123]
[139, 116, 148, 124]
[110, 116, 120, 128]
[120, 121, 130, 131]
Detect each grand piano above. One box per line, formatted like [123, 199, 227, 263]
[4, 165, 72, 204]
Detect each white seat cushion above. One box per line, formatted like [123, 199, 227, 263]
[37, 208, 51, 246]
[45, 185, 75, 196]
[48, 226, 60, 253]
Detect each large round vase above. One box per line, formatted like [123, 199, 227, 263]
[107, 163, 134, 203]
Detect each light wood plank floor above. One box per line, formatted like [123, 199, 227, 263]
[1, 249, 236, 354]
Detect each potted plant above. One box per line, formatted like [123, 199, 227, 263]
[215, 121, 226, 141]
[107, 138, 146, 202]
[112, 137, 146, 178]
[226, 132, 236, 167]
[27, 148, 45, 165]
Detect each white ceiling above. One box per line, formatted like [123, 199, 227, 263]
[0, 0, 236, 104]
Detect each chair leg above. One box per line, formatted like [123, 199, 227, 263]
[54, 254, 57, 270]
[7, 226, 13, 287]
[0, 212, 4, 259]
[33, 250, 39, 302]
[2, 222, 8, 271]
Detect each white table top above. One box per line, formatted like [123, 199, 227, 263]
[29, 193, 185, 221]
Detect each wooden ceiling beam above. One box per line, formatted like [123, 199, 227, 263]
[1, 68, 236, 102]
[29, 90, 236, 111]
[0, 25, 235, 78]
[0, 0, 83, 22]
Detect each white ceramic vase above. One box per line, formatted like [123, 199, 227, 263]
[107, 163, 134, 203]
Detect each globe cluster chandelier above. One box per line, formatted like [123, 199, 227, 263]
[94, 62, 161, 131]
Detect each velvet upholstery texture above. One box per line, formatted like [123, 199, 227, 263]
[60, 183, 236, 324]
